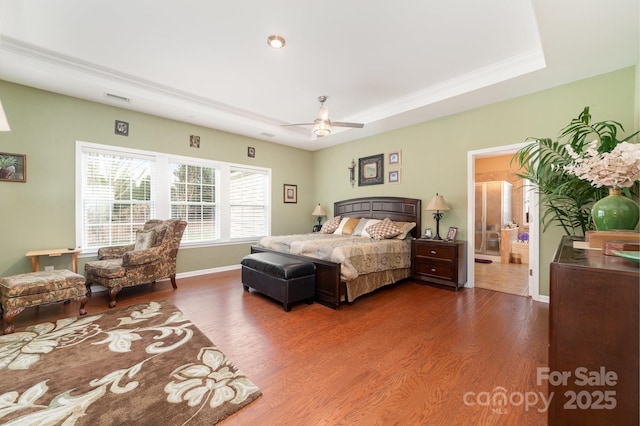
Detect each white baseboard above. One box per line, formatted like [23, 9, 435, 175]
[176, 264, 241, 279]
[534, 295, 550, 304]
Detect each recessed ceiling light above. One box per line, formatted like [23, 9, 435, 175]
[267, 34, 286, 49]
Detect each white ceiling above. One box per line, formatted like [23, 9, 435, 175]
[0, 0, 638, 150]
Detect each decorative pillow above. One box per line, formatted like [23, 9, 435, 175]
[352, 218, 372, 237]
[394, 221, 417, 239]
[360, 219, 381, 238]
[319, 216, 341, 234]
[332, 217, 349, 234]
[336, 218, 360, 235]
[134, 229, 156, 251]
[365, 218, 401, 240]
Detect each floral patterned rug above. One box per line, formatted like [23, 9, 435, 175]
[0, 300, 261, 425]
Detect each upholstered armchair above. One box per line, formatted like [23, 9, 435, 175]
[85, 219, 187, 308]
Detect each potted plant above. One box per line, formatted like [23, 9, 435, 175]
[513, 107, 639, 236]
[0, 155, 17, 179]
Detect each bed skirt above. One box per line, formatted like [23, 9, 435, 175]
[345, 268, 410, 302]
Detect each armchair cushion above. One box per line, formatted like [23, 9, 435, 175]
[85, 258, 125, 278]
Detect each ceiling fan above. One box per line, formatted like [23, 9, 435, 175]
[282, 96, 364, 137]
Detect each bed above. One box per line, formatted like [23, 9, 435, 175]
[251, 196, 421, 309]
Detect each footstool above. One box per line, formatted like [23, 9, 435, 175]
[0, 269, 88, 334]
[241, 252, 315, 312]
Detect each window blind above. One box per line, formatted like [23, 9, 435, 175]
[81, 148, 155, 249]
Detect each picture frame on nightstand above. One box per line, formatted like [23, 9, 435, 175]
[445, 226, 458, 241]
[422, 228, 432, 239]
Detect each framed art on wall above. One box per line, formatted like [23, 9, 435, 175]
[283, 184, 297, 203]
[115, 120, 129, 136]
[388, 150, 401, 165]
[388, 169, 400, 184]
[358, 154, 384, 186]
[0, 152, 26, 182]
[189, 135, 200, 148]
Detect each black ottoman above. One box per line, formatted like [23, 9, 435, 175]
[241, 252, 316, 312]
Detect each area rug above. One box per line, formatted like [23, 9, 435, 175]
[0, 300, 261, 425]
[474, 258, 493, 264]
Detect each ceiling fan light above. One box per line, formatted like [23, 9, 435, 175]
[313, 120, 331, 137]
[267, 35, 286, 49]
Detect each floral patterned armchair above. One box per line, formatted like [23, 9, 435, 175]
[85, 219, 187, 308]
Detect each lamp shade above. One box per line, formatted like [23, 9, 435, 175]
[425, 193, 450, 211]
[312, 204, 327, 216]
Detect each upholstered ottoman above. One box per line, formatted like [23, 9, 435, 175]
[0, 269, 87, 334]
[241, 252, 315, 312]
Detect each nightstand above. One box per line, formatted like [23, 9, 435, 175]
[412, 239, 467, 290]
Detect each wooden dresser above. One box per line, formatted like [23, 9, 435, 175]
[549, 236, 639, 425]
[411, 239, 467, 290]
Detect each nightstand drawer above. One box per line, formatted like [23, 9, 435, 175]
[414, 243, 455, 260]
[414, 258, 454, 280]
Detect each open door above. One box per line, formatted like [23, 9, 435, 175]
[467, 143, 540, 300]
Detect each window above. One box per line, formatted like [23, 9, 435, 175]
[170, 162, 219, 242]
[229, 167, 269, 239]
[77, 142, 271, 252]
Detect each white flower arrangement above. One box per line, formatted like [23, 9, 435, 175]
[564, 141, 640, 188]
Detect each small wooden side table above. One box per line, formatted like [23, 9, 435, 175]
[411, 239, 467, 290]
[25, 248, 82, 273]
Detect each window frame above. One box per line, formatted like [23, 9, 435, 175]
[75, 141, 271, 254]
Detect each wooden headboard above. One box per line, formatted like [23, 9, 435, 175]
[334, 196, 422, 238]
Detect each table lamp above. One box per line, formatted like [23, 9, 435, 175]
[311, 204, 327, 232]
[425, 193, 450, 240]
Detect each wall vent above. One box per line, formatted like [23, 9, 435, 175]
[104, 92, 131, 103]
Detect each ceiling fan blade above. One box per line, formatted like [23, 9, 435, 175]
[331, 121, 364, 128]
[280, 123, 315, 127]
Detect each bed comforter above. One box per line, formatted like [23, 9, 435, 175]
[256, 233, 412, 282]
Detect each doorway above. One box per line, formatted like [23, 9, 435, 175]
[466, 143, 540, 300]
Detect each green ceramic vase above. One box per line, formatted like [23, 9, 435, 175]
[591, 187, 640, 231]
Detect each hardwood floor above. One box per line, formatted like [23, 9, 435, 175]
[9, 271, 549, 425]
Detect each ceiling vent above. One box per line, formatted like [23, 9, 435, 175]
[104, 92, 131, 103]
[260, 132, 275, 138]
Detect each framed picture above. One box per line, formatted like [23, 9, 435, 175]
[247, 147, 256, 158]
[446, 226, 458, 241]
[358, 154, 384, 186]
[283, 184, 297, 203]
[0, 152, 26, 182]
[422, 228, 432, 239]
[114, 120, 129, 136]
[388, 169, 400, 184]
[388, 150, 401, 165]
[189, 135, 200, 148]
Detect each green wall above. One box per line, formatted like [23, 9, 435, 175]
[0, 80, 314, 276]
[313, 67, 637, 296]
[0, 66, 636, 297]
